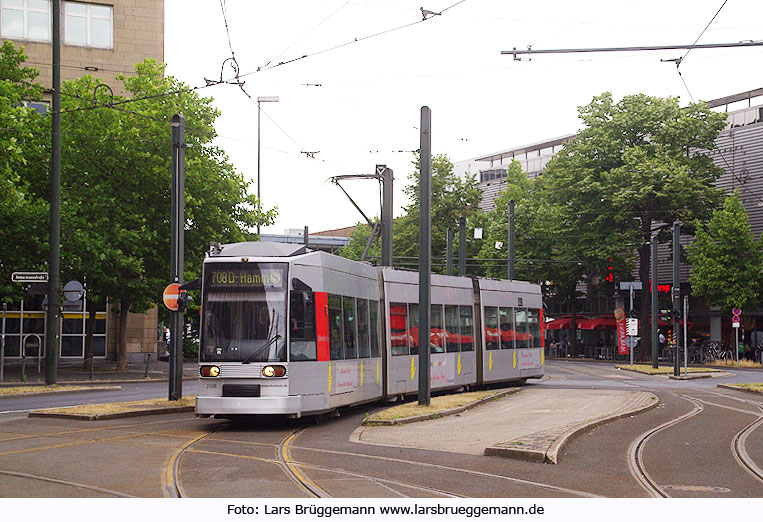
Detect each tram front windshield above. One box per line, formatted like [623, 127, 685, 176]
[201, 262, 287, 363]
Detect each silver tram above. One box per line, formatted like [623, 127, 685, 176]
[195, 242, 544, 418]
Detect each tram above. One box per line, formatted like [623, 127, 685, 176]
[195, 242, 544, 418]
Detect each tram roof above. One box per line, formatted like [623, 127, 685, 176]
[209, 241, 309, 258]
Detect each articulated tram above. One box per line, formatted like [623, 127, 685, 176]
[195, 242, 544, 418]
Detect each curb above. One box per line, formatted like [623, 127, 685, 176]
[615, 366, 727, 377]
[484, 392, 660, 464]
[716, 383, 763, 396]
[28, 405, 195, 421]
[363, 388, 521, 426]
[0, 385, 122, 399]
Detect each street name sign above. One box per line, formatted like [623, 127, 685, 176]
[11, 272, 48, 283]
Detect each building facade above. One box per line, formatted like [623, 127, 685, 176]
[455, 88, 763, 354]
[1, 0, 164, 365]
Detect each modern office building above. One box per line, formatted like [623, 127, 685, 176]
[1, 0, 164, 365]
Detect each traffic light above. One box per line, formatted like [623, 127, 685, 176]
[177, 291, 192, 313]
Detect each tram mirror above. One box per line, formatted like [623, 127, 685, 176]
[291, 278, 313, 293]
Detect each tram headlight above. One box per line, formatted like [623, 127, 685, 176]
[262, 365, 286, 378]
[200, 365, 220, 377]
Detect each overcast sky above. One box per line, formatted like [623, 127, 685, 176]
[164, 0, 763, 234]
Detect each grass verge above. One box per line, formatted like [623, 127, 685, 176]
[0, 385, 88, 396]
[34, 395, 195, 416]
[723, 383, 763, 394]
[365, 389, 514, 424]
[708, 359, 762, 368]
[616, 365, 724, 375]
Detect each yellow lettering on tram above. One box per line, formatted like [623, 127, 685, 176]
[541, 349, 544, 366]
[376, 359, 380, 384]
[513, 350, 517, 369]
[488, 352, 493, 372]
[457, 353, 462, 375]
[410, 357, 416, 380]
[328, 362, 332, 393]
[360, 360, 364, 388]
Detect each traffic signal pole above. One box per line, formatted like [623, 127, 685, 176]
[651, 237, 658, 369]
[169, 114, 185, 401]
[418, 107, 432, 406]
[673, 223, 681, 377]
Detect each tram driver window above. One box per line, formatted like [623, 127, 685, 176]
[289, 292, 316, 361]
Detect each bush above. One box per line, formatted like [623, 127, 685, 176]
[183, 337, 199, 359]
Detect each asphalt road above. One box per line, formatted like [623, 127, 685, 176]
[0, 361, 761, 498]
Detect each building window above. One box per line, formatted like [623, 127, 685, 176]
[1, 0, 51, 42]
[65, 1, 112, 48]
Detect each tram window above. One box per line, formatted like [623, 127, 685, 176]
[430, 305, 444, 353]
[289, 292, 317, 361]
[343, 296, 357, 359]
[484, 306, 499, 350]
[514, 308, 530, 349]
[527, 309, 541, 348]
[328, 294, 344, 360]
[499, 307, 515, 350]
[369, 300, 380, 357]
[357, 299, 370, 358]
[460, 306, 474, 351]
[445, 305, 460, 352]
[390, 302, 408, 356]
[408, 303, 419, 355]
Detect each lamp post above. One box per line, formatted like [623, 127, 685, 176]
[257, 96, 279, 235]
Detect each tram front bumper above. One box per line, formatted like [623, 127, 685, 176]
[195, 395, 303, 417]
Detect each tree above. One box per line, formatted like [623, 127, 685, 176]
[341, 153, 483, 272]
[57, 59, 276, 369]
[0, 41, 48, 302]
[541, 93, 728, 360]
[688, 194, 763, 313]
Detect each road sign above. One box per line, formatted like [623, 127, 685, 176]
[63, 280, 84, 302]
[11, 272, 48, 283]
[619, 281, 642, 291]
[732, 308, 741, 328]
[626, 318, 639, 336]
[163, 283, 181, 311]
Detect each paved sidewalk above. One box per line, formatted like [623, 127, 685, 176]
[351, 388, 658, 464]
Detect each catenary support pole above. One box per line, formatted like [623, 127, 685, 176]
[508, 199, 515, 280]
[446, 228, 453, 276]
[458, 216, 466, 276]
[380, 165, 394, 267]
[169, 114, 186, 401]
[673, 223, 680, 377]
[418, 107, 432, 406]
[45, 0, 62, 385]
[651, 236, 659, 369]
[683, 295, 688, 376]
[1, 302, 5, 381]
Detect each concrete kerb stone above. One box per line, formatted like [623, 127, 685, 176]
[0, 385, 122, 399]
[717, 383, 763, 396]
[364, 388, 522, 426]
[485, 392, 659, 464]
[28, 405, 195, 421]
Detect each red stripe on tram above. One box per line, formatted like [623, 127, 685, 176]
[315, 292, 330, 361]
[539, 308, 545, 349]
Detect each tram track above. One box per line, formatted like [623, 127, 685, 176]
[0, 469, 134, 497]
[628, 396, 704, 497]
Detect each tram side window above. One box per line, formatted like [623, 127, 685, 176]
[369, 300, 380, 357]
[484, 306, 499, 350]
[444, 305, 460, 352]
[389, 303, 408, 356]
[514, 308, 530, 349]
[499, 307, 515, 350]
[289, 292, 317, 361]
[328, 294, 344, 360]
[460, 305, 474, 351]
[430, 304, 445, 353]
[343, 296, 357, 359]
[408, 303, 419, 355]
[527, 309, 542, 349]
[357, 299, 370, 358]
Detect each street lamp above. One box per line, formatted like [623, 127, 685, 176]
[257, 96, 279, 235]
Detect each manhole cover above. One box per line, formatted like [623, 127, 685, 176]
[663, 485, 731, 493]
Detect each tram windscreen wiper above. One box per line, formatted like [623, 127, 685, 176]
[241, 334, 282, 364]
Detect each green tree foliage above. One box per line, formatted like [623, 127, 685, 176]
[688, 194, 763, 313]
[55, 59, 276, 369]
[0, 41, 48, 301]
[540, 92, 727, 359]
[340, 154, 482, 273]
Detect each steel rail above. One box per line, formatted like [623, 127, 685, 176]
[628, 396, 704, 498]
[731, 403, 763, 484]
[165, 421, 230, 498]
[0, 469, 134, 497]
[278, 426, 329, 497]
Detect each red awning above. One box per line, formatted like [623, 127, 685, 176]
[544, 315, 590, 330]
[578, 316, 618, 330]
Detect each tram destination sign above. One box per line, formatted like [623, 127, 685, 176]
[11, 272, 48, 283]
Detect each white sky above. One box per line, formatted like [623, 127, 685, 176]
[164, 0, 763, 234]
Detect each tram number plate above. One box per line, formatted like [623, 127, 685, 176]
[222, 384, 261, 397]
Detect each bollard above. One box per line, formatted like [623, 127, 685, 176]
[21, 355, 26, 383]
[144, 353, 151, 379]
[89, 353, 93, 381]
